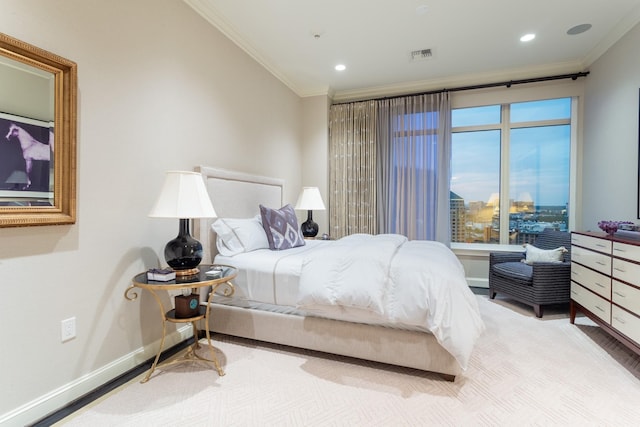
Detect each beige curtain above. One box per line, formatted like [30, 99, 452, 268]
[328, 101, 378, 238]
[329, 92, 450, 243]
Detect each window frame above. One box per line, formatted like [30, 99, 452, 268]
[450, 96, 578, 248]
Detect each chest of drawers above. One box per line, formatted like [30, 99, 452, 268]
[570, 231, 640, 356]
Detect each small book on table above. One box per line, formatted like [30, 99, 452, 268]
[147, 268, 176, 281]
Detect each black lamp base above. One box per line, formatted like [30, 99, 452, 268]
[165, 218, 203, 275]
[300, 210, 319, 238]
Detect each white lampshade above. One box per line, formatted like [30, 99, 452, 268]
[295, 187, 326, 211]
[149, 171, 217, 219]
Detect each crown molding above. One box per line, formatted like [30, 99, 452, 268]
[583, 3, 640, 67]
[330, 61, 586, 103]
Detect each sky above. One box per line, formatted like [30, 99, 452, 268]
[450, 98, 571, 207]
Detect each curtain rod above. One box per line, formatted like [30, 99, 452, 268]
[333, 71, 590, 105]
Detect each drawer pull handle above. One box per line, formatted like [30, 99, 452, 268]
[571, 290, 578, 296]
[613, 316, 626, 324]
[613, 267, 626, 272]
[595, 305, 605, 313]
[613, 291, 626, 298]
[595, 282, 605, 288]
[571, 271, 579, 276]
[596, 244, 608, 248]
[613, 248, 626, 252]
[596, 261, 607, 266]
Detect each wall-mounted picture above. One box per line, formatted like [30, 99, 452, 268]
[0, 112, 54, 205]
[0, 31, 76, 227]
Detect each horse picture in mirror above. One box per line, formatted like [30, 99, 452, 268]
[3, 120, 53, 191]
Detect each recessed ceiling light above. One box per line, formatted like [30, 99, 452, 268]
[335, 64, 346, 71]
[567, 24, 592, 35]
[520, 33, 536, 42]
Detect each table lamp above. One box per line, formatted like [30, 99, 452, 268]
[149, 171, 216, 276]
[294, 187, 325, 238]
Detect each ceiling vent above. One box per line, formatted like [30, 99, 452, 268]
[410, 48, 434, 61]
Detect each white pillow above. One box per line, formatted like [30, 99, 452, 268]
[211, 216, 269, 256]
[522, 244, 567, 265]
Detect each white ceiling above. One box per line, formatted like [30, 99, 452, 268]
[185, 0, 640, 101]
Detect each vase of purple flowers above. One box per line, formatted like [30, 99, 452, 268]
[597, 220, 634, 236]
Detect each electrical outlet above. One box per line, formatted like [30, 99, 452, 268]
[61, 317, 76, 342]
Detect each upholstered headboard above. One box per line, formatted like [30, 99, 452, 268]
[194, 166, 284, 264]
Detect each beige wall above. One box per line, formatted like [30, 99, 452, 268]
[582, 22, 640, 229]
[0, 1, 306, 424]
[300, 95, 330, 234]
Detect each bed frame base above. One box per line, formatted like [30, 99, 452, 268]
[206, 303, 460, 381]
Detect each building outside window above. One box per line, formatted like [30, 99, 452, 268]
[450, 97, 572, 246]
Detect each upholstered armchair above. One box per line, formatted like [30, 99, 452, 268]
[488, 228, 571, 318]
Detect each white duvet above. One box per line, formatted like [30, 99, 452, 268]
[297, 234, 485, 369]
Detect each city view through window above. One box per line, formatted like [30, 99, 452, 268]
[450, 98, 571, 245]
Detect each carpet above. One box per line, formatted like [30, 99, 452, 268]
[59, 296, 640, 426]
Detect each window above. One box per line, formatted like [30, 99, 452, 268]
[450, 98, 572, 245]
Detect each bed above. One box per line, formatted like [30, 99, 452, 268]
[194, 166, 485, 381]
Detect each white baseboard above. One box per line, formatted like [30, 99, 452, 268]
[468, 277, 489, 289]
[0, 326, 192, 427]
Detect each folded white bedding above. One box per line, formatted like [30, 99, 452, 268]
[214, 234, 485, 369]
[297, 234, 406, 316]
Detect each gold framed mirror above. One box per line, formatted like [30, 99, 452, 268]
[0, 32, 76, 227]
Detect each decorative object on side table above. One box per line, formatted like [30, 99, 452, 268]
[146, 268, 176, 282]
[149, 171, 217, 276]
[597, 220, 634, 236]
[174, 290, 200, 318]
[205, 265, 225, 278]
[294, 186, 326, 238]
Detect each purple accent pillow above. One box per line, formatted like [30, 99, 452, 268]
[259, 204, 305, 250]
